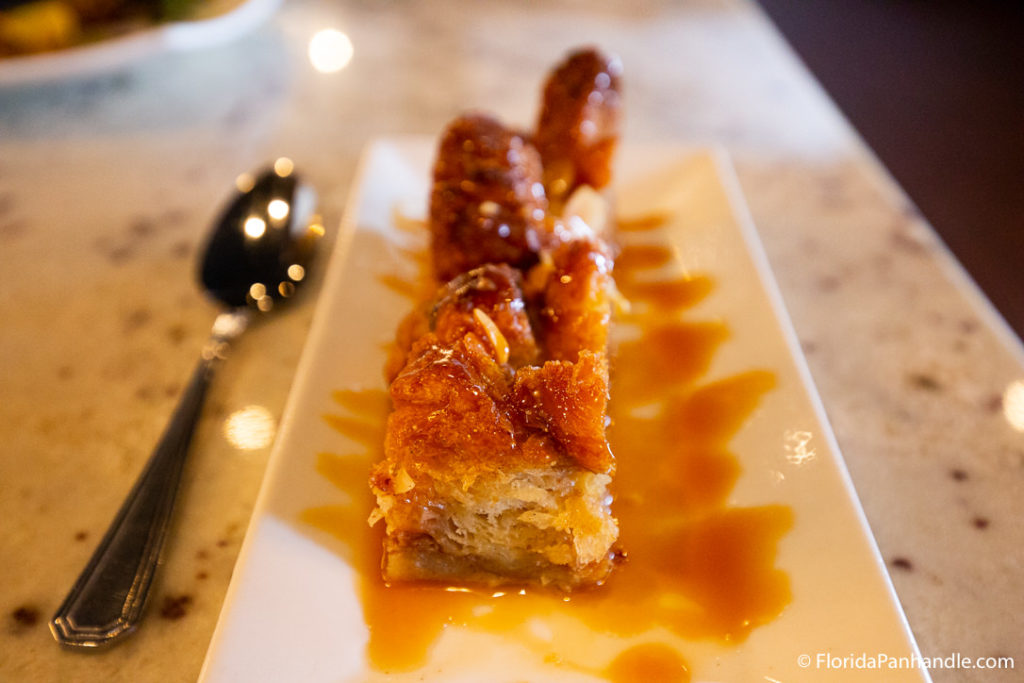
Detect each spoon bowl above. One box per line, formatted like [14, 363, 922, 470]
[50, 160, 322, 648]
[201, 164, 321, 310]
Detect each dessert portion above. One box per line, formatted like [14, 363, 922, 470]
[370, 47, 623, 591]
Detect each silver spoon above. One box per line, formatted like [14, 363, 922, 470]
[50, 160, 322, 648]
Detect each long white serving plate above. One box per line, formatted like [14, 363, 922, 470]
[198, 138, 930, 682]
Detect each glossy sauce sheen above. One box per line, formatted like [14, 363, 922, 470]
[303, 228, 793, 680]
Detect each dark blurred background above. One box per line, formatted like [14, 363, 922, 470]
[757, 0, 1024, 339]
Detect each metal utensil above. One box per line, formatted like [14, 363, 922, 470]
[50, 160, 322, 647]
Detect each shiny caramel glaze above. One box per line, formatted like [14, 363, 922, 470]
[535, 47, 623, 205]
[383, 263, 536, 381]
[511, 350, 613, 474]
[430, 264, 539, 368]
[376, 252, 614, 478]
[381, 330, 550, 477]
[307, 233, 793, 677]
[429, 113, 553, 281]
[535, 235, 615, 363]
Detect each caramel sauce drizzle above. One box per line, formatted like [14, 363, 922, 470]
[376, 273, 429, 301]
[616, 213, 673, 233]
[304, 216, 793, 680]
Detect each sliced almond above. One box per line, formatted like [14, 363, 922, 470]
[473, 307, 510, 365]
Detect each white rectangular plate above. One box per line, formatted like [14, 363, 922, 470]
[199, 139, 930, 682]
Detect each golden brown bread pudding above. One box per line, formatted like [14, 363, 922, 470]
[370, 47, 623, 591]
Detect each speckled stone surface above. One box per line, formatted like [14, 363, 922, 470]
[1, 1, 1022, 681]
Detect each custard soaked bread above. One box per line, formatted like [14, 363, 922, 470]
[370, 47, 622, 590]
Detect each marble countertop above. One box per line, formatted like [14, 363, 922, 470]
[2, 1, 1022, 681]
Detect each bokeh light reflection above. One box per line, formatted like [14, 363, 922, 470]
[268, 198, 290, 221]
[308, 28, 353, 74]
[1002, 380, 1024, 432]
[224, 405, 276, 450]
[244, 216, 266, 238]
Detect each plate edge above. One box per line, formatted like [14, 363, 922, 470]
[710, 146, 932, 679]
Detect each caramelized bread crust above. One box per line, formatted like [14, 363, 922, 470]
[429, 113, 554, 281]
[372, 241, 618, 589]
[535, 47, 623, 204]
[431, 264, 539, 368]
[536, 235, 615, 363]
[372, 336, 617, 589]
[385, 264, 539, 383]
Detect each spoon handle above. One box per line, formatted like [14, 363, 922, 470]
[50, 310, 249, 647]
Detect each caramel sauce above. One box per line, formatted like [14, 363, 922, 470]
[304, 226, 793, 679]
[392, 209, 427, 234]
[617, 275, 715, 312]
[615, 243, 674, 271]
[606, 643, 691, 683]
[616, 213, 673, 232]
[376, 273, 429, 301]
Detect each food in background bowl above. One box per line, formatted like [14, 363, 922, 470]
[0, 0, 199, 56]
